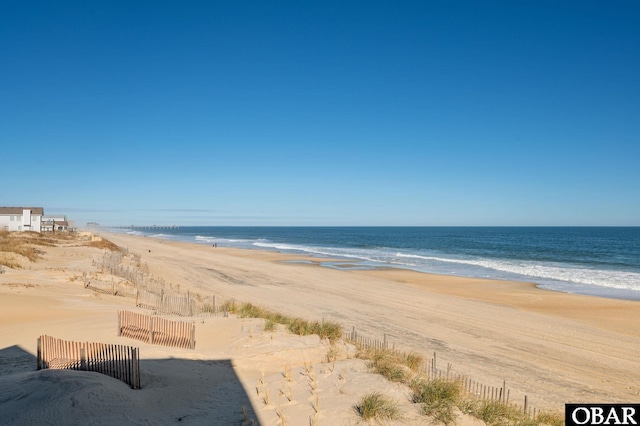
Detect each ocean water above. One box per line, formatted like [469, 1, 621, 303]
[118, 226, 640, 301]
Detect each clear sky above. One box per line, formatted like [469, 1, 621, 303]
[2, 1, 639, 226]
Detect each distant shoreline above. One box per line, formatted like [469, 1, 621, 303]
[98, 226, 640, 302]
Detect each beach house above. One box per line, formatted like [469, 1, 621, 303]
[42, 215, 69, 232]
[0, 207, 44, 232]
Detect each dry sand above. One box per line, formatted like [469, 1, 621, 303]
[1, 231, 639, 425]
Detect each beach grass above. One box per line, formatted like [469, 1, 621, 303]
[352, 339, 564, 425]
[411, 378, 461, 425]
[222, 301, 343, 341]
[459, 399, 563, 426]
[87, 238, 123, 252]
[0, 230, 121, 268]
[357, 346, 424, 383]
[354, 392, 402, 422]
[0, 230, 55, 266]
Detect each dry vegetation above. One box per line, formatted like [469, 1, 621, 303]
[0, 230, 121, 269]
[87, 238, 123, 252]
[0, 230, 53, 267]
[222, 301, 343, 341]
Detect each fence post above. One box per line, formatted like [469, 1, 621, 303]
[433, 352, 437, 377]
[117, 311, 122, 336]
[190, 323, 196, 349]
[131, 347, 140, 389]
[37, 336, 42, 370]
[149, 316, 154, 344]
[81, 346, 87, 371]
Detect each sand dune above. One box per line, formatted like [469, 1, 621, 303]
[1, 231, 639, 424]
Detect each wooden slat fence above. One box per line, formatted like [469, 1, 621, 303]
[118, 310, 196, 349]
[135, 290, 192, 316]
[344, 327, 538, 417]
[135, 289, 220, 317]
[89, 250, 221, 317]
[37, 335, 140, 389]
[84, 279, 137, 298]
[84, 278, 219, 318]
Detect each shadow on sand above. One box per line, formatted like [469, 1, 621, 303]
[0, 345, 37, 375]
[0, 345, 260, 425]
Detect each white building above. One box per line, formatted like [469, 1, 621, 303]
[0, 207, 44, 232]
[42, 215, 69, 232]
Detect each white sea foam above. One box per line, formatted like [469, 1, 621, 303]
[149, 233, 171, 239]
[126, 231, 145, 236]
[252, 242, 385, 263]
[195, 235, 252, 246]
[195, 235, 216, 243]
[249, 241, 640, 294]
[394, 253, 640, 292]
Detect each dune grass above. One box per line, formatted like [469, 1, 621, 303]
[0, 230, 54, 267]
[222, 301, 343, 341]
[411, 378, 461, 425]
[459, 398, 563, 426]
[353, 340, 563, 426]
[357, 346, 424, 383]
[354, 392, 402, 422]
[0, 230, 121, 268]
[87, 238, 123, 252]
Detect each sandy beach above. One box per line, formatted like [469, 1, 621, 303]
[1, 231, 639, 425]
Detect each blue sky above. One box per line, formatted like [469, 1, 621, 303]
[2, 1, 639, 226]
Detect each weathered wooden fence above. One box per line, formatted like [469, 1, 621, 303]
[37, 335, 140, 389]
[118, 310, 196, 349]
[135, 290, 193, 316]
[344, 327, 539, 417]
[89, 250, 221, 317]
[135, 289, 220, 317]
[84, 279, 137, 298]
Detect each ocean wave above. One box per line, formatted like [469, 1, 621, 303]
[195, 235, 252, 245]
[195, 235, 216, 243]
[125, 231, 145, 236]
[248, 242, 640, 292]
[149, 233, 171, 239]
[253, 242, 637, 291]
[394, 253, 640, 291]
[252, 242, 386, 263]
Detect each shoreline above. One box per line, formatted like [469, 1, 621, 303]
[102, 229, 640, 336]
[105, 226, 640, 303]
[100, 231, 640, 408]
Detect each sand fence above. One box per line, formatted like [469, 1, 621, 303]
[37, 335, 140, 389]
[118, 310, 196, 350]
[134, 289, 219, 317]
[345, 326, 541, 417]
[84, 278, 219, 317]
